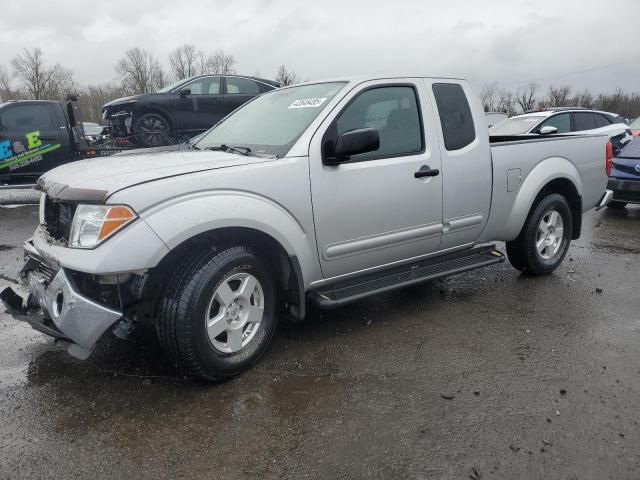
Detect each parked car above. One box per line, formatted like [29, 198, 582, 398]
[102, 74, 279, 148]
[607, 137, 640, 208]
[2, 75, 612, 380]
[81, 122, 108, 145]
[628, 117, 640, 137]
[0, 99, 127, 185]
[489, 108, 632, 149]
[485, 111, 508, 127]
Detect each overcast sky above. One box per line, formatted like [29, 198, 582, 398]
[0, 0, 638, 94]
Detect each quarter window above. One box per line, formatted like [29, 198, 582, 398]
[540, 113, 571, 133]
[0, 105, 54, 130]
[332, 86, 423, 161]
[432, 83, 476, 150]
[593, 114, 611, 128]
[226, 77, 261, 95]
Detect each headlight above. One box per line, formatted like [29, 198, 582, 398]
[69, 205, 137, 249]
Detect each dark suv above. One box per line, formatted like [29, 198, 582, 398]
[102, 75, 279, 147]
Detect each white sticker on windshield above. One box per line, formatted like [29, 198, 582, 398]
[288, 97, 327, 109]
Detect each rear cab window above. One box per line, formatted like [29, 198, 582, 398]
[432, 83, 476, 150]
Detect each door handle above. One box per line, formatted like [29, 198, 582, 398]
[414, 165, 440, 178]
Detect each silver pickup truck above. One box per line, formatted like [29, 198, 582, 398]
[1, 75, 613, 381]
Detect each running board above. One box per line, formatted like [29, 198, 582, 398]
[310, 245, 505, 308]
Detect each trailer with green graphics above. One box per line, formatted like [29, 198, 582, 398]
[0, 97, 128, 185]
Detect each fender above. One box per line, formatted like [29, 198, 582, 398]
[140, 190, 321, 288]
[501, 157, 583, 240]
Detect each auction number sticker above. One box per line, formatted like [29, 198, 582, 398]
[288, 97, 327, 109]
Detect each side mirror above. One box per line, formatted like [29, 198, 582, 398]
[325, 128, 380, 165]
[179, 89, 191, 98]
[539, 126, 558, 135]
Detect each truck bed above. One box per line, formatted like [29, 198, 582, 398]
[478, 134, 609, 242]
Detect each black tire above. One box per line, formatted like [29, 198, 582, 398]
[506, 193, 572, 275]
[156, 245, 279, 381]
[607, 201, 627, 209]
[133, 112, 171, 148]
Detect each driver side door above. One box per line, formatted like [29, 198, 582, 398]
[309, 80, 443, 279]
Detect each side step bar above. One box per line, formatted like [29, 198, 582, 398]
[310, 245, 505, 308]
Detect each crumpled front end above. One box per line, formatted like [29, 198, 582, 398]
[1, 240, 123, 359]
[103, 106, 133, 140]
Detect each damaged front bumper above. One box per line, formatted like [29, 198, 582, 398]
[0, 240, 122, 359]
[104, 110, 133, 138]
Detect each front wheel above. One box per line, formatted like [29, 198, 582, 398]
[133, 113, 171, 147]
[506, 193, 573, 275]
[156, 246, 279, 381]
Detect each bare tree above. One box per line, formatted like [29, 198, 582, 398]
[516, 83, 538, 112]
[497, 89, 517, 116]
[169, 44, 202, 79]
[79, 83, 126, 123]
[207, 50, 236, 75]
[479, 82, 500, 112]
[116, 47, 165, 95]
[275, 65, 299, 86]
[10, 48, 75, 100]
[542, 84, 572, 108]
[0, 65, 15, 101]
[571, 89, 594, 108]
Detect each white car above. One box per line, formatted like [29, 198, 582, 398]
[490, 108, 632, 148]
[485, 112, 508, 127]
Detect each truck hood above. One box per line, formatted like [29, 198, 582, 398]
[38, 150, 262, 202]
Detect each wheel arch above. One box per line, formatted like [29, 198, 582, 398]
[146, 226, 307, 321]
[501, 157, 583, 241]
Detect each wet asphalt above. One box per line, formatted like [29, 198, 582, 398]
[0, 197, 639, 480]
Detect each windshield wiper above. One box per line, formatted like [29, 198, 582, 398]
[206, 144, 252, 156]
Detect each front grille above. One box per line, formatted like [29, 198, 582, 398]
[43, 197, 77, 244]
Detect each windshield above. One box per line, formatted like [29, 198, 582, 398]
[630, 117, 640, 129]
[489, 115, 546, 135]
[194, 82, 346, 157]
[157, 76, 198, 93]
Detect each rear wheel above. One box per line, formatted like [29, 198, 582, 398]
[506, 194, 572, 275]
[156, 245, 279, 381]
[607, 201, 627, 209]
[133, 112, 171, 147]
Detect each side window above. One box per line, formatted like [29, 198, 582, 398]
[572, 112, 596, 131]
[432, 83, 476, 150]
[0, 105, 54, 130]
[594, 114, 611, 128]
[333, 86, 423, 161]
[540, 113, 571, 133]
[183, 77, 221, 95]
[226, 77, 261, 95]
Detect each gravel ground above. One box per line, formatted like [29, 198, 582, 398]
[1, 197, 639, 479]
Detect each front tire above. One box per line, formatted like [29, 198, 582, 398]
[156, 245, 279, 381]
[506, 194, 572, 275]
[133, 112, 171, 147]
